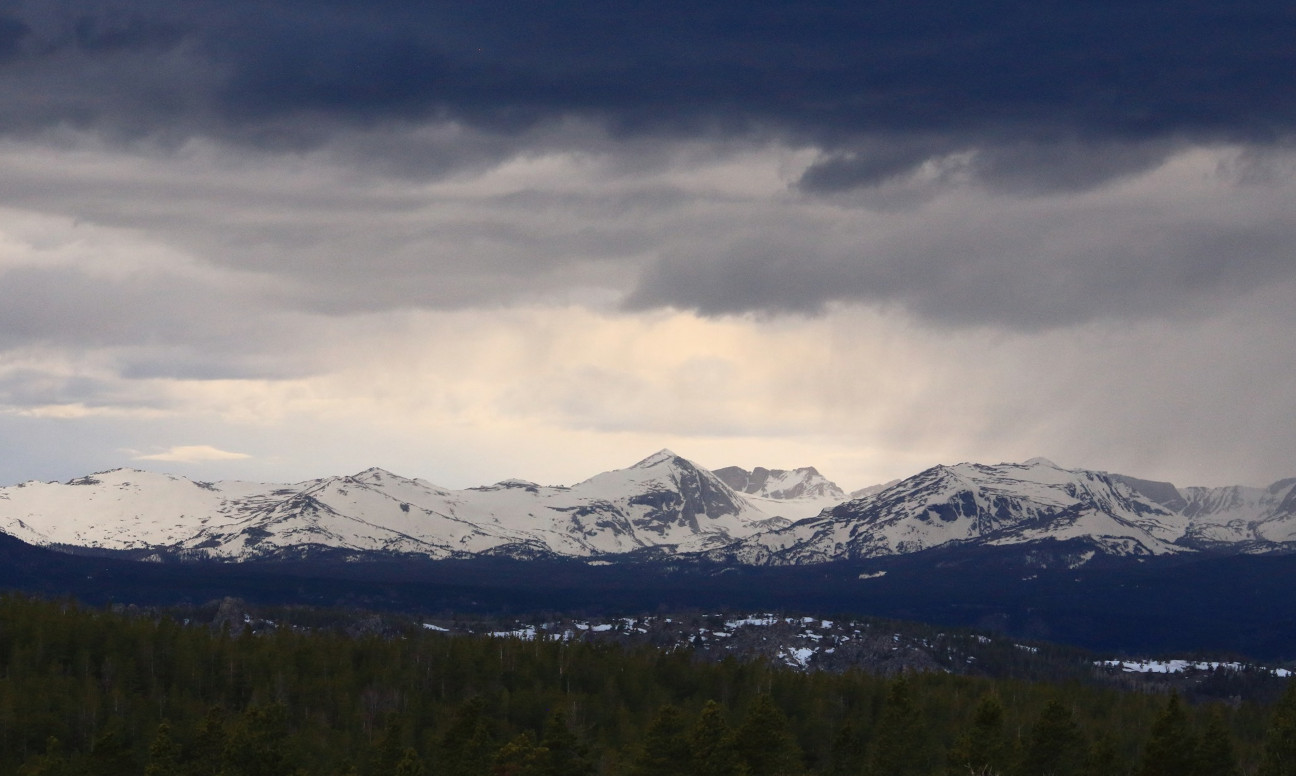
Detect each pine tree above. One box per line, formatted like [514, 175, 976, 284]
[1081, 733, 1125, 776]
[1194, 708, 1240, 776]
[732, 695, 801, 776]
[367, 717, 406, 776]
[437, 697, 495, 776]
[631, 704, 693, 776]
[534, 711, 594, 776]
[184, 707, 228, 776]
[868, 677, 926, 776]
[1137, 693, 1197, 776]
[494, 732, 542, 776]
[1260, 682, 1296, 776]
[17, 737, 69, 776]
[824, 715, 865, 776]
[947, 694, 1010, 776]
[689, 700, 746, 776]
[1017, 698, 1084, 776]
[145, 722, 182, 776]
[828, 718, 868, 776]
[394, 747, 426, 776]
[87, 725, 138, 776]
[221, 704, 299, 776]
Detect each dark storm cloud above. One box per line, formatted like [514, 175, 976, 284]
[3, 1, 1294, 156]
[4, 0, 1295, 330]
[0, 14, 28, 63]
[800, 138, 1182, 195]
[625, 192, 1296, 329]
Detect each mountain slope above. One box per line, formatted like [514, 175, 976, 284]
[709, 458, 1296, 565]
[0, 451, 827, 561]
[712, 464, 847, 517]
[712, 464, 846, 501]
[3, 453, 1293, 566]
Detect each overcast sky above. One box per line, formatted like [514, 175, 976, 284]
[1, 0, 1294, 490]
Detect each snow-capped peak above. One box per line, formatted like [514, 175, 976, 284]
[0, 450, 820, 562]
[631, 449, 684, 469]
[352, 466, 399, 478]
[712, 464, 847, 502]
[5, 453, 1293, 568]
[65, 467, 152, 485]
[713, 458, 1218, 565]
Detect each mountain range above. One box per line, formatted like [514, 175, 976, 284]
[2, 450, 1293, 566]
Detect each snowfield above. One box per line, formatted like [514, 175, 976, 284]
[1, 452, 1293, 565]
[0, 450, 826, 561]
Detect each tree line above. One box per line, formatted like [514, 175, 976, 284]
[1, 594, 1294, 775]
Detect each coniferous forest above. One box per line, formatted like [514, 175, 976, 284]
[2, 595, 1295, 775]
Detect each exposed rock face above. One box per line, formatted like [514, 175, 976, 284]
[710, 458, 1296, 565]
[2, 454, 1293, 567]
[713, 465, 847, 501]
[211, 597, 249, 633]
[0, 450, 831, 561]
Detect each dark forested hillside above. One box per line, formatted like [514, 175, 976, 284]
[1, 595, 1293, 775]
[6, 530, 1296, 661]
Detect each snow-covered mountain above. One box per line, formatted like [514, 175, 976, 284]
[711, 465, 846, 515]
[709, 458, 1296, 565]
[849, 479, 902, 500]
[2, 453, 1293, 566]
[0, 450, 826, 561]
[712, 465, 844, 500]
[1115, 475, 1296, 550]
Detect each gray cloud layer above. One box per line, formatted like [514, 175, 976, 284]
[629, 166, 1296, 328]
[3, 2, 1294, 159]
[3, 1, 1292, 327]
[1, 0, 1294, 483]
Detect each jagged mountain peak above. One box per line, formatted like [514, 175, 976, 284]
[630, 449, 687, 469]
[351, 466, 402, 480]
[712, 464, 846, 502]
[580, 451, 727, 494]
[578, 450, 733, 498]
[5, 453, 1295, 567]
[716, 458, 1197, 565]
[560, 452, 786, 551]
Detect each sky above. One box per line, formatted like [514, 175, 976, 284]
[0, 0, 1294, 491]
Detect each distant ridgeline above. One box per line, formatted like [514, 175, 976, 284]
[4, 452, 1296, 663]
[1, 595, 1295, 775]
[3, 452, 1294, 564]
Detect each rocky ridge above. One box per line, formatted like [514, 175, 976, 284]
[2, 452, 1294, 566]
